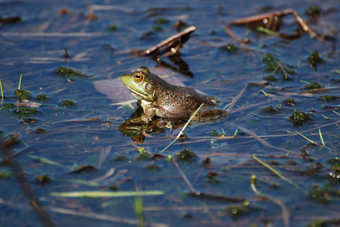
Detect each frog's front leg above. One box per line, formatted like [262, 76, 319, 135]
[140, 100, 157, 122]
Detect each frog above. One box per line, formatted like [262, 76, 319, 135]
[120, 66, 227, 123]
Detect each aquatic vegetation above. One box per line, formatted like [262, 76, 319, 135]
[3, 103, 16, 109]
[308, 185, 330, 204]
[136, 147, 150, 160]
[289, 110, 311, 126]
[303, 81, 322, 90]
[13, 107, 38, 118]
[54, 66, 87, 78]
[262, 106, 278, 114]
[283, 97, 295, 106]
[307, 51, 323, 70]
[175, 148, 197, 161]
[145, 164, 160, 170]
[226, 205, 248, 219]
[36, 175, 51, 184]
[262, 74, 277, 82]
[320, 95, 338, 102]
[61, 100, 75, 107]
[14, 89, 31, 101]
[305, 5, 322, 17]
[262, 53, 277, 71]
[107, 19, 119, 31]
[114, 155, 127, 161]
[154, 18, 169, 25]
[207, 171, 220, 184]
[36, 94, 48, 101]
[221, 43, 237, 54]
[0, 171, 11, 179]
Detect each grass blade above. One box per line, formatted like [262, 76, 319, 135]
[319, 128, 325, 146]
[134, 197, 145, 227]
[0, 79, 4, 105]
[295, 131, 317, 145]
[252, 155, 300, 189]
[160, 103, 204, 153]
[51, 190, 164, 198]
[18, 74, 23, 90]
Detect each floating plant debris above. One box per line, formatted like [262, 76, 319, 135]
[13, 107, 38, 118]
[221, 43, 237, 54]
[54, 66, 88, 78]
[36, 94, 48, 101]
[262, 106, 278, 114]
[14, 89, 31, 101]
[175, 148, 197, 162]
[305, 5, 322, 17]
[283, 97, 295, 106]
[320, 95, 338, 102]
[289, 110, 311, 126]
[262, 53, 277, 71]
[61, 100, 75, 107]
[307, 51, 323, 70]
[303, 81, 323, 90]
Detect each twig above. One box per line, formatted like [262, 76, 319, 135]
[231, 122, 299, 155]
[225, 8, 322, 44]
[172, 159, 196, 193]
[137, 26, 196, 57]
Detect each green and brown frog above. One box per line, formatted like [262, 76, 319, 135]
[120, 66, 227, 123]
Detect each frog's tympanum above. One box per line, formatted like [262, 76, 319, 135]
[120, 66, 227, 123]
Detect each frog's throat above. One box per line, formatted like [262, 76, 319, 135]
[127, 87, 154, 102]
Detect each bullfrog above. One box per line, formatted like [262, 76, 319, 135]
[120, 66, 227, 123]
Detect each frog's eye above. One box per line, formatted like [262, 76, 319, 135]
[134, 72, 144, 82]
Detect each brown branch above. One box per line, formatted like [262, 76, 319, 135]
[137, 26, 196, 57]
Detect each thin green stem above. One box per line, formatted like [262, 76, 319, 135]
[252, 155, 300, 189]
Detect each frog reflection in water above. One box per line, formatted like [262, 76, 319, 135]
[119, 66, 228, 143]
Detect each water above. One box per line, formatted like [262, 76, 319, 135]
[1, 0, 339, 226]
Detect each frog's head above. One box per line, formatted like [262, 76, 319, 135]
[121, 66, 156, 102]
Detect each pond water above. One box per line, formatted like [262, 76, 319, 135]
[0, 0, 340, 226]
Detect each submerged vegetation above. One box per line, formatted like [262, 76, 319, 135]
[1, 2, 339, 227]
[289, 110, 311, 126]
